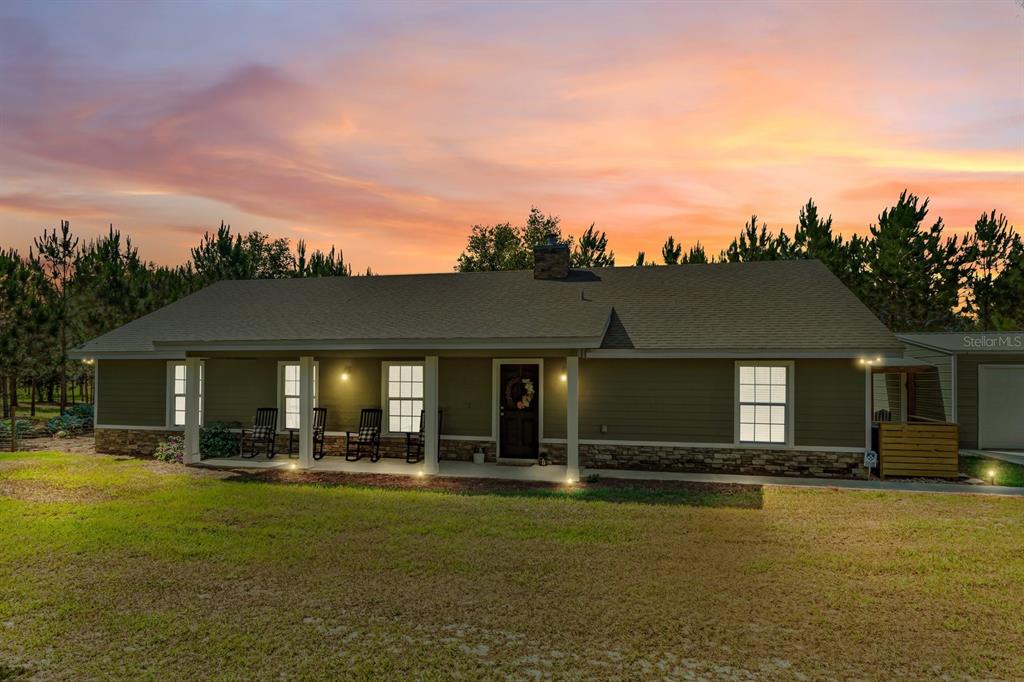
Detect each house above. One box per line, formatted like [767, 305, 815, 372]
[71, 241, 907, 479]
[896, 333, 1024, 451]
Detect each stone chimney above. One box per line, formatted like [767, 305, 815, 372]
[533, 234, 570, 280]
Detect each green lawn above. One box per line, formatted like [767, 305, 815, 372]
[961, 454, 1024, 488]
[1, 452, 1022, 679]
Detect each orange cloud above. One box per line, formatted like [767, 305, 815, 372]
[0, 2, 1021, 272]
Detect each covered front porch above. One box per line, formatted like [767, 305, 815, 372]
[868, 357, 960, 478]
[178, 352, 583, 482]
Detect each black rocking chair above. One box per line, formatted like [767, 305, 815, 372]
[345, 408, 383, 462]
[406, 409, 443, 463]
[241, 407, 278, 459]
[312, 407, 328, 461]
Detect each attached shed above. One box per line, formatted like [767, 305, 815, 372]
[898, 333, 1024, 451]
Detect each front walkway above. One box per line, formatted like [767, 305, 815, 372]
[594, 468, 1024, 496]
[962, 448, 1024, 466]
[197, 456, 1024, 496]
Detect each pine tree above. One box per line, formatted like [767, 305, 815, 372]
[791, 198, 864, 294]
[681, 242, 708, 264]
[33, 220, 79, 414]
[979, 229, 1024, 330]
[305, 246, 352, 277]
[572, 224, 615, 267]
[967, 211, 1017, 330]
[862, 191, 969, 331]
[722, 215, 781, 262]
[661, 236, 682, 265]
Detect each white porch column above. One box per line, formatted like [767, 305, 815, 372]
[566, 355, 580, 482]
[864, 364, 873, 451]
[423, 355, 440, 475]
[183, 358, 201, 464]
[298, 355, 314, 469]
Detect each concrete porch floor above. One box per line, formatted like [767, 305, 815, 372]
[199, 455, 571, 482]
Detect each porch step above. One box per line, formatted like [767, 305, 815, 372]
[497, 459, 536, 467]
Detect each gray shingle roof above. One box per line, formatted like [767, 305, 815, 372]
[74, 260, 902, 356]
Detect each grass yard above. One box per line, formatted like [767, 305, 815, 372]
[961, 454, 1024, 488]
[1, 453, 1023, 680]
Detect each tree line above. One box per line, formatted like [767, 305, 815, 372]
[455, 192, 1023, 333]
[2, 190, 1020, 420]
[0, 221, 361, 418]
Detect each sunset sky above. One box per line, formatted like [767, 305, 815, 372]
[1, 0, 1021, 273]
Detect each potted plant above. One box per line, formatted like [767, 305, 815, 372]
[472, 448, 485, 465]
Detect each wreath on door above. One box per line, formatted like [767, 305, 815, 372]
[504, 376, 536, 410]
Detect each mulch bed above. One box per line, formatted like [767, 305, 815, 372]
[223, 467, 757, 497]
[12, 434, 97, 454]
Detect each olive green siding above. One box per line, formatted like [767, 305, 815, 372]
[97, 354, 867, 449]
[578, 358, 863, 448]
[317, 357, 382, 432]
[438, 358, 492, 437]
[956, 354, 1023, 449]
[579, 359, 735, 443]
[203, 358, 277, 424]
[97, 360, 167, 426]
[543, 359, 568, 440]
[793, 359, 864, 448]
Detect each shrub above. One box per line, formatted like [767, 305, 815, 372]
[46, 414, 86, 435]
[153, 435, 184, 464]
[66, 403, 95, 428]
[0, 419, 34, 439]
[200, 421, 240, 458]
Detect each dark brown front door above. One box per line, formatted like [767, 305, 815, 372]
[499, 363, 540, 459]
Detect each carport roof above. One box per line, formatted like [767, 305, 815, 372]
[899, 333, 1024, 355]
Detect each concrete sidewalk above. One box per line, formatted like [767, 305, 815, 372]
[588, 467, 1024, 497]
[962, 449, 1024, 466]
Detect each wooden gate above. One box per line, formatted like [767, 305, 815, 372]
[879, 422, 959, 479]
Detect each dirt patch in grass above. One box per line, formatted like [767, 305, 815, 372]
[223, 468, 764, 507]
[0, 478, 110, 504]
[14, 435, 95, 454]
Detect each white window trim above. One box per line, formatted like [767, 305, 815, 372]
[276, 361, 319, 431]
[733, 360, 795, 448]
[166, 360, 204, 429]
[380, 361, 426, 437]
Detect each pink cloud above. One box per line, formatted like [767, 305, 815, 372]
[0, 3, 1021, 273]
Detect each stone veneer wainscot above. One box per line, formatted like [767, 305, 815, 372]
[96, 428, 866, 478]
[579, 443, 867, 479]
